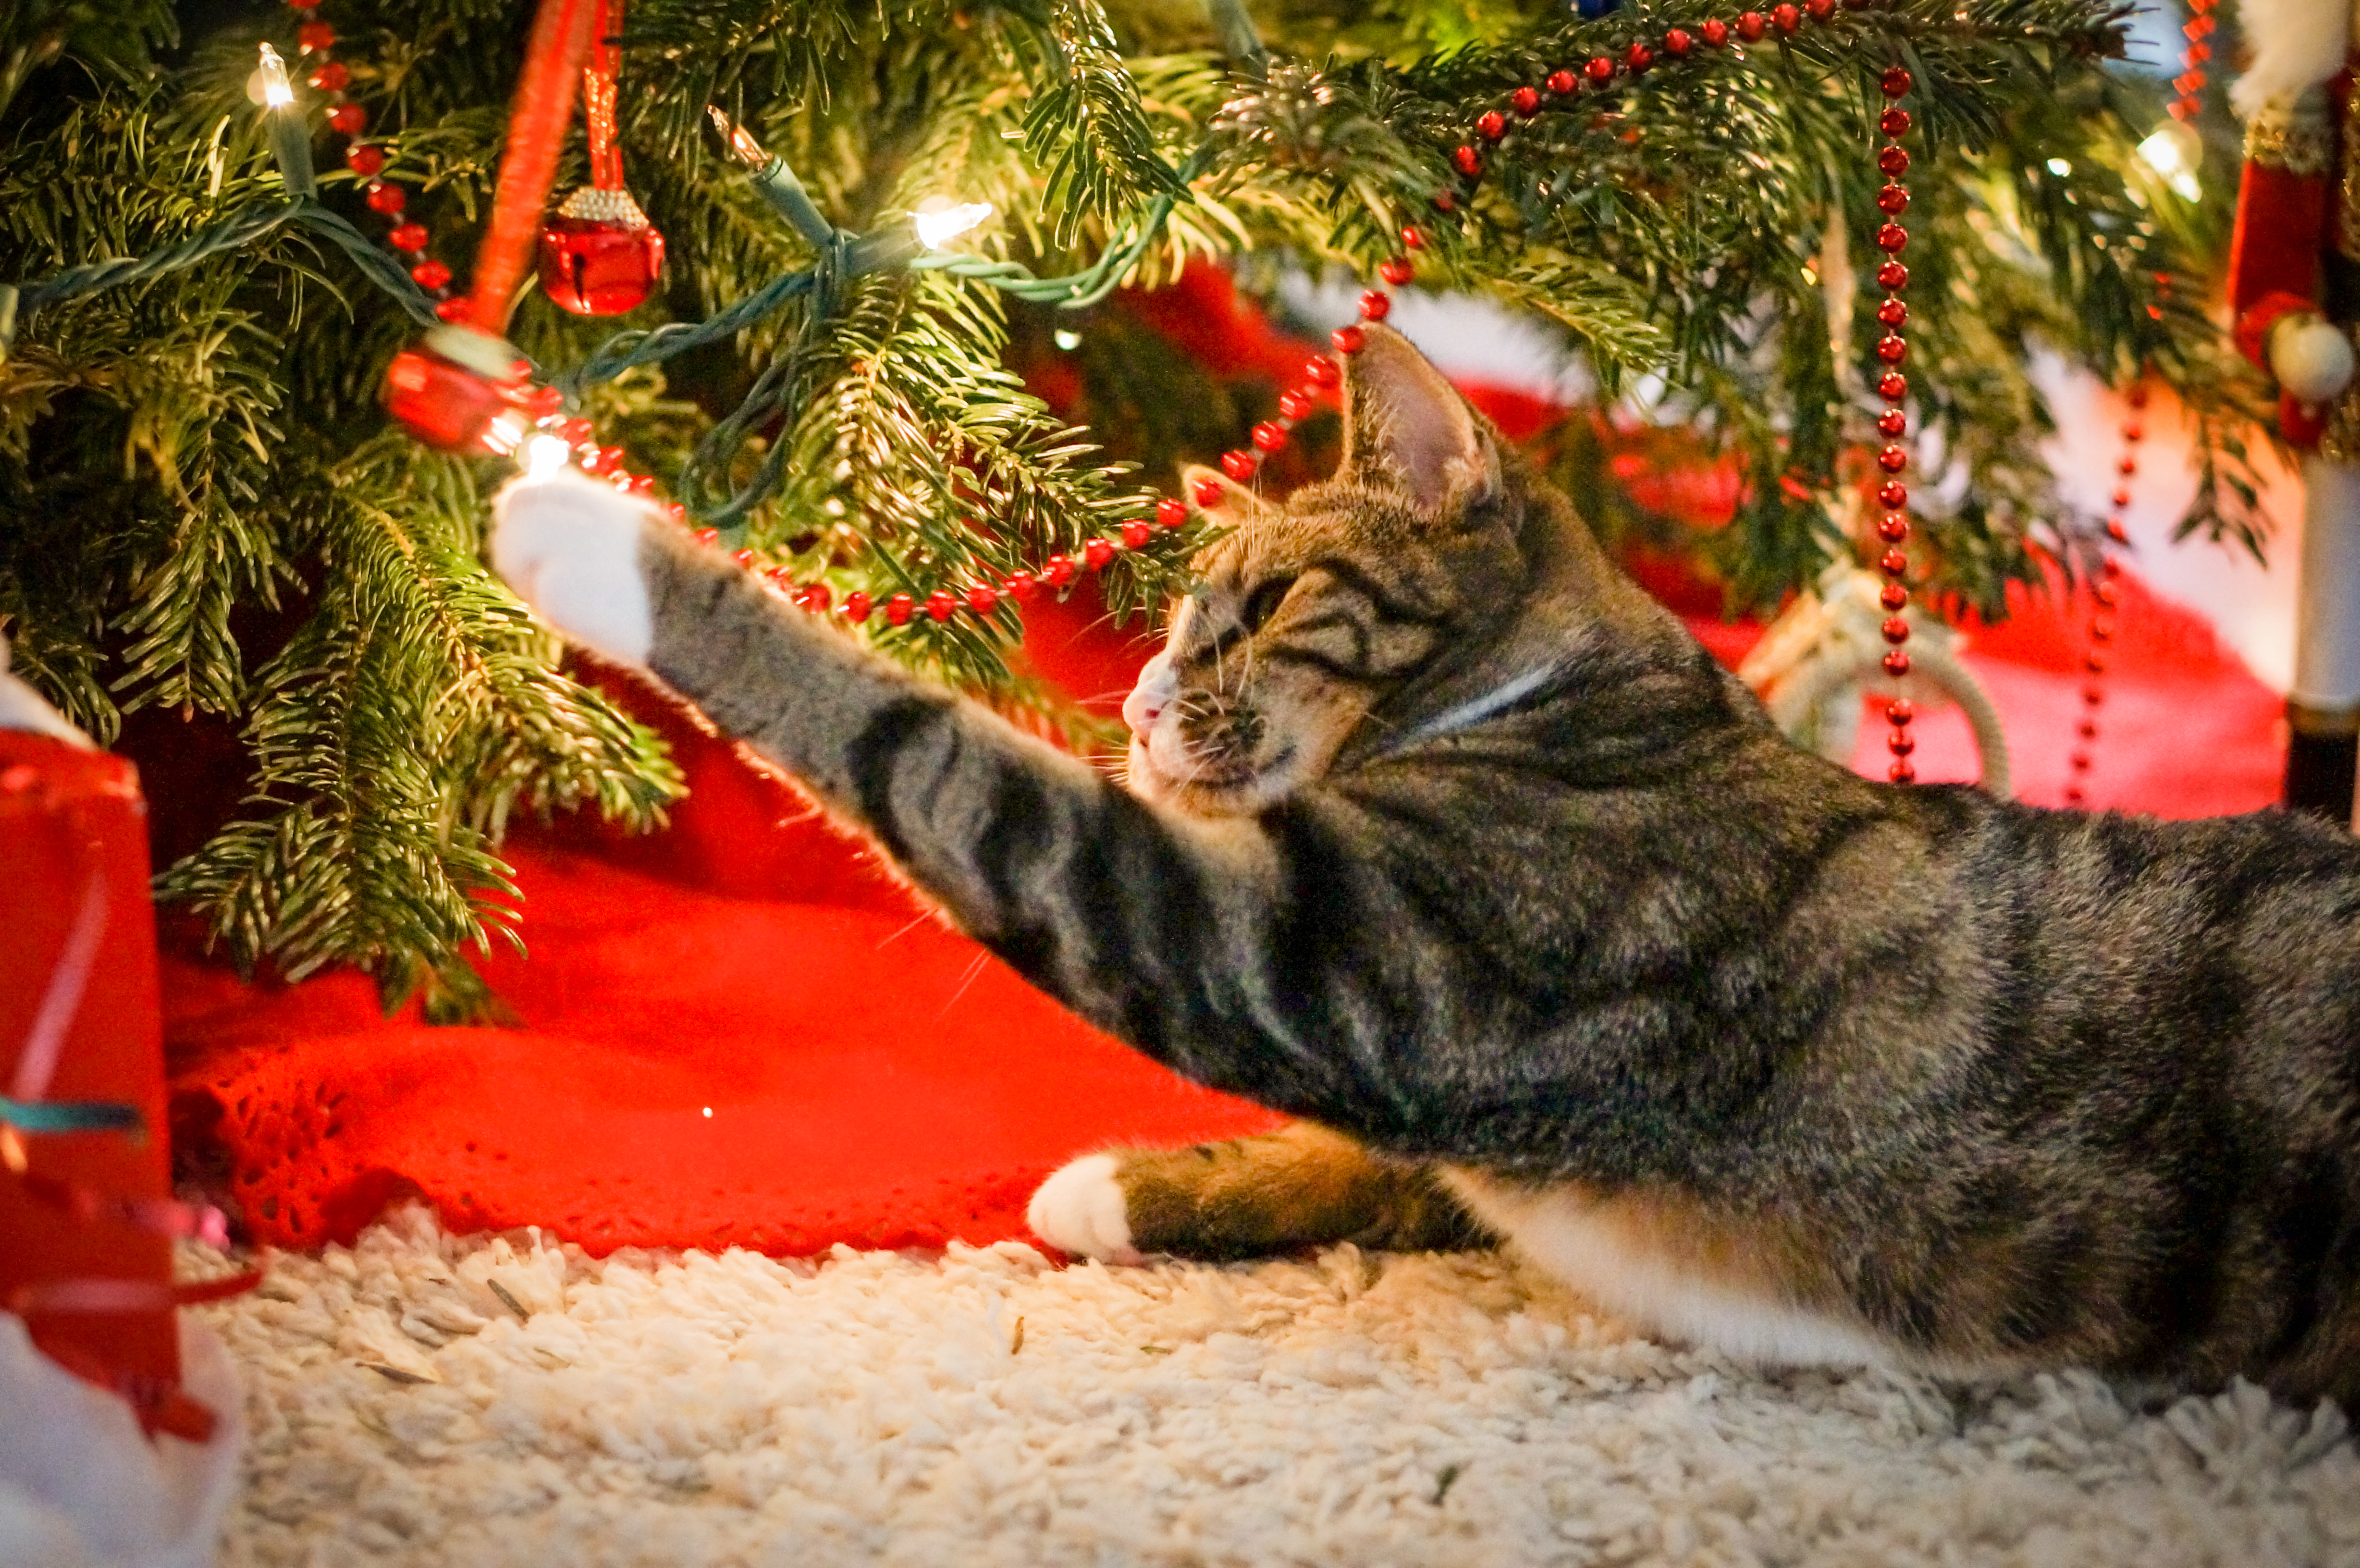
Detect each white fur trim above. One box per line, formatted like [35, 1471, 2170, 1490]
[2231, 0, 2349, 118]
[1027, 1153, 1144, 1264]
[490, 469, 660, 667]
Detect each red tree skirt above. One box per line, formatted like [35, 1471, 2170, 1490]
[157, 266, 2288, 1257]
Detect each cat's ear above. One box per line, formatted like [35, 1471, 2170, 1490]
[1339, 324, 1500, 514]
[1180, 464, 1266, 528]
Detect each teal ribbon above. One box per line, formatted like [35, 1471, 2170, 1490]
[0, 1096, 145, 1136]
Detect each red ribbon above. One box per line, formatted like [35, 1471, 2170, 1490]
[465, 0, 602, 333]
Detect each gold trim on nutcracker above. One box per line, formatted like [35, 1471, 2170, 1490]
[2245, 113, 2334, 177]
[2319, 370, 2360, 464]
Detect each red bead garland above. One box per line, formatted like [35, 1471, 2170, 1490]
[1871, 67, 1917, 782]
[2065, 386, 2140, 807]
[286, 5, 469, 324]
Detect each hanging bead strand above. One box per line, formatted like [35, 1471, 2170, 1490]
[2066, 384, 2140, 807]
[1870, 67, 1918, 783]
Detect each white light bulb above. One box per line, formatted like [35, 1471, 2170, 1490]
[2045, 158, 2071, 177]
[913, 196, 995, 251]
[2137, 122, 2201, 182]
[1053, 328, 1083, 351]
[523, 433, 573, 479]
[256, 43, 295, 109]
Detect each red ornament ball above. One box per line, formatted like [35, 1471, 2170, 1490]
[1585, 55, 1616, 85]
[1888, 699, 1916, 726]
[886, 593, 915, 625]
[1881, 582, 1908, 612]
[967, 584, 1000, 614]
[365, 181, 406, 215]
[1881, 67, 1914, 98]
[1877, 480, 1908, 508]
[1876, 259, 1909, 291]
[309, 61, 350, 92]
[1877, 444, 1908, 474]
[1157, 497, 1189, 530]
[1452, 145, 1483, 177]
[1278, 389, 1315, 421]
[1891, 759, 1918, 784]
[1881, 616, 1911, 646]
[1252, 420, 1288, 453]
[1701, 17, 1730, 45]
[1877, 184, 1910, 215]
[1083, 537, 1117, 571]
[346, 143, 385, 177]
[1512, 86, 1542, 116]
[926, 590, 957, 623]
[1875, 221, 1908, 254]
[1379, 256, 1415, 285]
[1221, 449, 1259, 481]
[1879, 145, 1910, 176]
[410, 259, 452, 290]
[1737, 11, 1766, 39]
[2116, 455, 2138, 477]
[845, 590, 873, 623]
[382, 342, 513, 452]
[1303, 355, 1341, 388]
[389, 222, 428, 253]
[1880, 547, 1909, 576]
[1547, 68, 1579, 95]
[1476, 110, 1508, 142]
[1401, 225, 1427, 250]
[327, 101, 367, 136]
[1193, 476, 1226, 507]
[1880, 107, 1912, 137]
[1666, 28, 1695, 55]
[1877, 512, 1910, 543]
[433, 296, 471, 323]
[1043, 554, 1077, 587]
[1884, 649, 1913, 677]
[1889, 731, 1917, 757]
[1003, 572, 1035, 601]
[1626, 42, 1655, 72]
[1875, 334, 1907, 365]
[1806, 0, 1834, 19]
[1359, 289, 1392, 321]
[1877, 408, 1907, 438]
[297, 21, 337, 50]
[1331, 324, 1366, 355]
[1772, 4, 1800, 33]
[1120, 519, 1154, 549]
[1876, 297, 1907, 328]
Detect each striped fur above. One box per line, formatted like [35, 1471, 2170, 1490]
[500, 325, 2360, 1408]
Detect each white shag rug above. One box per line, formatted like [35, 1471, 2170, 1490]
[190, 1205, 2360, 1568]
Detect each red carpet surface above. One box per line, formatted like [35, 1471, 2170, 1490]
[155, 266, 2292, 1259]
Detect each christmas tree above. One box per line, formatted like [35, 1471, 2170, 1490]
[0, 0, 2264, 1010]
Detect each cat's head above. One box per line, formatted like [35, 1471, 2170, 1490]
[1124, 324, 1567, 815]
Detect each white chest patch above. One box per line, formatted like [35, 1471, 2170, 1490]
[1441, 1170, 1893, 1370]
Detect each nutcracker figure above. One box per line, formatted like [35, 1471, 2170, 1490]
[2232, 0, 2360, 821]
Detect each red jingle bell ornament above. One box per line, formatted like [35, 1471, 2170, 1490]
[538, 186, 665, 315]
[534, 0, 664, 316]
[383, 324, 540, 453]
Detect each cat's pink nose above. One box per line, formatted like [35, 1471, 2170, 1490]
[1123, 651, 1177, 738]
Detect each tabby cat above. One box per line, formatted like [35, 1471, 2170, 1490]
[493, 324, 2360, 1408]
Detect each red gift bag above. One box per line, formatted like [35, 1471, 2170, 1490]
[0, 731, 237, 1439]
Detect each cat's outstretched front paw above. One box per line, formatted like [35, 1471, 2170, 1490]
[491, 469, 658, 666]
[1027, 1153, 1144, 1264]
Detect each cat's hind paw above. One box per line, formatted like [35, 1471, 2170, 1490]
[1027, 1153, 1144, 1265]
[491, 469, 658, 666]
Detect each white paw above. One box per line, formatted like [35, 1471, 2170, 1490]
[1027, 1153, 1143, 1264]
[491, 469, 658, 666]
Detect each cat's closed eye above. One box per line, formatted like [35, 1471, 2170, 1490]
[1241, 576, 1299, 632]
